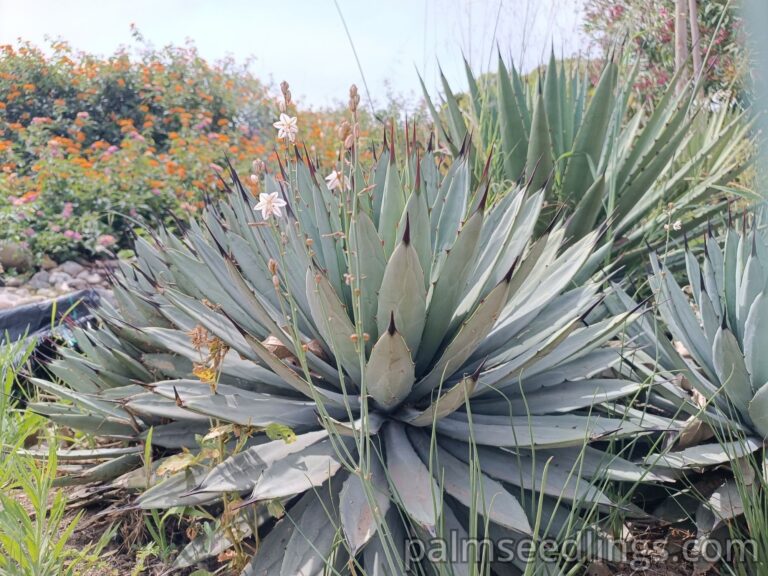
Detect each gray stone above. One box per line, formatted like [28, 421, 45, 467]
[0, 292, 20, 309]
[4, 277, 24, 287]
[0, 242, 33, 272]
[48, 271, 73, 285]
[69, 279, 88, 290]
[58, 261, 85, 277]
[85, 273, 102, 285]
[27, 271, 50, 290]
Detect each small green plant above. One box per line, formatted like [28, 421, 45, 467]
[0, 339, 115, 575]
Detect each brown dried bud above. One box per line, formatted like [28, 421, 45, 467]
[348, 84, 359, 112]
[272, 274, 280, 289]
[252, 159, 265, 175]
[268, 258, 278, 275]
[280, 80, 290, 96]
[337, 120, 352, 140]
[350, 333, 359, 343]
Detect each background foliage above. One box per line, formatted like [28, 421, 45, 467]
[0, 33, 365, 265]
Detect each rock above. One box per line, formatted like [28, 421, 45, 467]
[4, 276, 24, 288]
[69, 279, 88, 290]
[36, 288, 57, 299]
[27, 270, 50, 290]
[48, 271, 73, 285]
[0, 242, 33, 272]
[85, 273, 102, 285]
[58, 261, 85, 277]
[0, 292, 20, 309]
[40, 255, 57, 270]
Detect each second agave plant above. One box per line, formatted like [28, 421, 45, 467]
[422, 53, 753, 270]
[31, 122, 662, 574]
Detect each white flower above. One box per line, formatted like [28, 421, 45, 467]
[663, 219, 682, 232]
[325, 170, 350, 191]
[273, 113, 298, 143]
[253, 192, 287, 220]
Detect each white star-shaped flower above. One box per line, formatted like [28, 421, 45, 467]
[325, 169, 350, 191]
[273, 113, 298, 143]
[253, 192, 287, 220]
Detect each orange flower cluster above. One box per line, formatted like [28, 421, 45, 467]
[0, 38, 362, 264]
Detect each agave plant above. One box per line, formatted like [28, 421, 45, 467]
[607, 210, 768, 542]
[422, 53, 753, 269]
[31, 132, 663, 574]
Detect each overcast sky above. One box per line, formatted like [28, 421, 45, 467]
[0, 0, 590, 109]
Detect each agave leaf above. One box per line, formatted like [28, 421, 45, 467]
[496, 55, 528, 180]
[439, 66, 469, 147]
[476, 379, 641, 416]
[194, 430, 328, 494]
[418, 73, 456, 155]
[399, 372, 476, 427]
[241, 332, 355, 408]
[431, 156, 470, 275]
[246, 438, 343, 502]
[408, 428, 533, 535]
[280, 478, 342, 576]
[339, 457, 391, 554]
[645, 438, 762, 469]
[384, 422, 440, 534]
[561, 60, 616, 201]
[18, 446, 141, 460]
[736, 246, 766, 340]
[379, 154, 406, 256]
[744, 291, 768, 390]
[748, 381, 768, 439]
[173, 508, 269, 569]
[306, 268, 362, 386]
[565, 172, 605, 244]
[362, 507, 409, 576]
[650, 255, 717, 380]
[712, 326, 753, 416]
[138, 464, 216, 508]
[398, 185, 432, 287]
[697, 479, 745, 533]
[437, 412, 642, 450]
[321, 413, 385, 437]
[167, 389, 319, 428]
[440, 441, 614, 507]
[240, 488, 315, 576]
[29, 378, 133, 423]
[349, 210, 387, 343]
[414, 274, 511, 397]
[526, 82, 554, 195]
[376, 230, 427, 356]
[366, 319, 415, 412]
[418, 209, 483, 369]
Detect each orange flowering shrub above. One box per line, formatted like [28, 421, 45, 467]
[0, 36, 356, 264]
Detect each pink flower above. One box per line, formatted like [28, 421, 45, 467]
[23, 228, 35, 237]
[97, 234, 116, 247]
[51, 225, 61, 232]
[63, 230, 82, 240]
[107, 145, 119, 153]
[61, 202, 74, 219]
[151, 188, 161, 196]
[31, 116, 50, 125]
[76, 111, 90, 119]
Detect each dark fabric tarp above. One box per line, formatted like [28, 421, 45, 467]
[0, 289, 100, 345]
